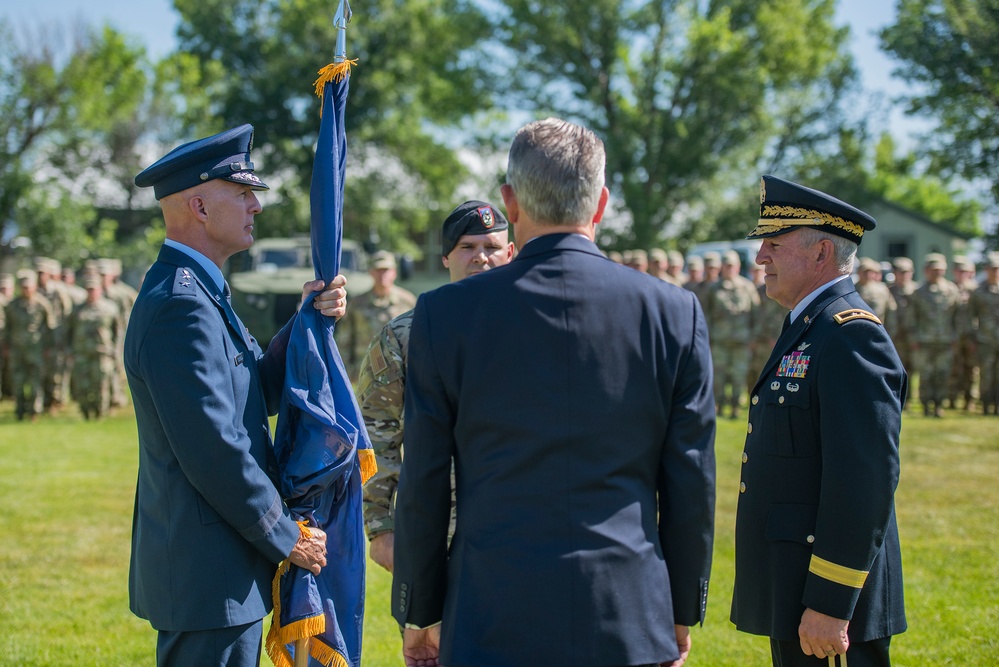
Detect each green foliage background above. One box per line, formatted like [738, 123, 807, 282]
[1, 0, 995, 270]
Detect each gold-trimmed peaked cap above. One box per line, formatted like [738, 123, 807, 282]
[748, 175, 875, 245]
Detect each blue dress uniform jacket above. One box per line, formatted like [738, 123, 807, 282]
[125, 245, 301, 632]
[731, 278, 907, 643]
[392, 233, 716, 667]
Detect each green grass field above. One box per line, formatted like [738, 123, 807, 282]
[0, 400, 996, 666]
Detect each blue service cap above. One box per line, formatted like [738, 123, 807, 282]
[747, 175, 875, 245]
[134, 124, 269, 200]
[441, 200, 509, 257]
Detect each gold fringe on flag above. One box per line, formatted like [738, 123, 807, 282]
[266, 560, 327, 667]
[313, 60, 358, 98]
[358, 448, 377, 485]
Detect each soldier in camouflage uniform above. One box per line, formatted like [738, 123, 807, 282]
[35, 257, 74, 411]
[97, 258, 136, 408]
[336, 250, 416, 381]
[969, 253, 999, 415]
[704, 250, 759, 418]
[359, 201, 514, 573]
[0, 273, 10, 399]
[687, 253, 717, 311]
[747, 262, 787, 395]
[667, 249, 687, 285]
[908, 253, 961, 417]
[888, 257, 918, 380]
[4, 270, 55, 421]
[947, 256, 979, 410]
[0, 274, 11, 400]
[683, 255, 704, 297]
[855, 257, 897, 331]
[647, 248, 681, 285]
[68, 275, 120, 419]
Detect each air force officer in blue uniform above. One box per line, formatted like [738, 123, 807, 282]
[127, 125, 346, 667]
[392, 118, 716, 667]
[731, 176, 907, 666]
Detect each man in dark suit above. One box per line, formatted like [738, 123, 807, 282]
[392, 118, 716, 667]
[731, 175, 907, 666]
[126, 125, 347, 667]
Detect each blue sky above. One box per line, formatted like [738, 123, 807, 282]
[0, 0, 919, 139]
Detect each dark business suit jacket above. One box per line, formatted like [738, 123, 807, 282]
[124, 244, 300, 632]
[392, 233, 716, 667]
[731, 277, 907, 642]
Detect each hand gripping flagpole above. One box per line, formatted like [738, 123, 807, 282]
[293, 7, 353, 667]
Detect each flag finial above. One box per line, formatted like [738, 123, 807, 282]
[334, 0, 352, 64]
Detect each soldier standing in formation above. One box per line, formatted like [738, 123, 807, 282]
[855, 257, 897, 330]
[35, 257, 74, 412]
[667, 249, 687, 285]
[948, 256, 979, 410]
[887, 257, 917, 379]
[4, 270, 55, 421]
[68, 274, 121, 420]
[908, 253, 960, 417]
[704, 250, 759, 418]
[97, 258, 136, 408]
[748, 260, 787, 396]
[336, 249, 416, 380]
[969, 253, 999, 415]
[359, 201, 515, 574]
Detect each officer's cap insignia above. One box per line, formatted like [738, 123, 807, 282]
[833, 309, 882, 325]
[478, 206, 494, 228]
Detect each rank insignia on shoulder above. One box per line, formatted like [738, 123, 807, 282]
[833, 309, 882, 325]
[777, 351, 810, 378]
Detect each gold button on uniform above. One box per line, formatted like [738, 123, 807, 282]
[747, 423, 753, 434]
[742, 452, 748, 463]
[806, 535, 815, 544]
[740, 482, 747, 493]
[779, 396, 785, 404]
[752, 395, 759, 405]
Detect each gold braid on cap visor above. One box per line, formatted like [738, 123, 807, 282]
[752, 204, 865, 238]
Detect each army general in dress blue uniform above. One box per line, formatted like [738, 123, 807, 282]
[731, 176, 907, 667]
[126, 125, 347, 667]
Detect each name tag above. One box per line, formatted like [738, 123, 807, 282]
[234, 352, 244, 366]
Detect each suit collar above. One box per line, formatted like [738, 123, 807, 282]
[513, 232, 603, 261]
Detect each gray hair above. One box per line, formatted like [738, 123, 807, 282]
[505, 118, 605, 226]
[796, 228, 857, 274]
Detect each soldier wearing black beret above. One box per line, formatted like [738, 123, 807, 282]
[731, 175, 907, 666]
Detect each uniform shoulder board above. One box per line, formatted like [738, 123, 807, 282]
[833, 308, 882, 325]
[172, 267, 199, 296]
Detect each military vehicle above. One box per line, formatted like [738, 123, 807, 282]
[226, 237, 373, 347]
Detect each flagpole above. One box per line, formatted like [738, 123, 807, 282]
[295, 3, 352, 663]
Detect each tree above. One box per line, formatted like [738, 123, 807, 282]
[880, 0, 999, 194]
[170, 0, 498, 256]
[490, 0, 859, 248]
[794, 128, 981, 237]
[0, 19, 188, 270]
[880, 0, 999, 246]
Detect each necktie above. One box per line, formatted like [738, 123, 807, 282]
[780, 313, 791, 336]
